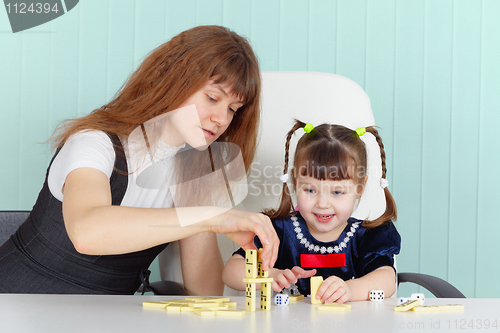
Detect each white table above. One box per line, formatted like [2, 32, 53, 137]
[0, 294, 497, 333]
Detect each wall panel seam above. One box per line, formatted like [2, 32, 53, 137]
[474, 0, 484, 298]
[419, 0, 427, 277]
[446, 0, 455, 287]
[390, 0, 397, 188]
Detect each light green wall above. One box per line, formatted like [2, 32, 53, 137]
[1, 0, 499, 297]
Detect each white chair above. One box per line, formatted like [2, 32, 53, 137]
[242, 71, 383, 220]
[157, 71, 464, 298]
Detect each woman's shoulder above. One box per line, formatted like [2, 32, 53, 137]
[63, 130, 120, 160]
[66, 129, 114, 145]
[48, 130, 118, 201]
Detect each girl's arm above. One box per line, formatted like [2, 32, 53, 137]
[62, 167, 279, 270]
[222, 254, 316, 292]
[179, 232, 224, 296]
[345, 266, 396, 301]
[222, 254, 247, 291]
[317, 266, 396, 303]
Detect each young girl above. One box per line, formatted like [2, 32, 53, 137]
[223, 120, 400, 303]
[0, 25, 278, 295]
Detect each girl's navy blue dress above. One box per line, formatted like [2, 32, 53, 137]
[235, 214, 401, 295]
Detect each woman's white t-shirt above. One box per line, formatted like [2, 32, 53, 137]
[47, 130, 184, 208]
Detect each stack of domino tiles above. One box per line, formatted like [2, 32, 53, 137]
[243, 249, 274, 311]
[142, 296, 245, 317]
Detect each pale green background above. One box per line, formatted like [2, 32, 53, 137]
[1, 0, 499, 298]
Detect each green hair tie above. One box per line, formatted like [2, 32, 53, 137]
[303, 123, 314, 133]
[355, 127, 366, 137]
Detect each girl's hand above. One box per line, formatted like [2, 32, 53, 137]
[207, 209, 279, 271]
[270, 266, 317, 293]
[316, 275, 352, 304]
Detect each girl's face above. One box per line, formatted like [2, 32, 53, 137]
[163, 81, 244, 149]
[295, 173, 364, 242]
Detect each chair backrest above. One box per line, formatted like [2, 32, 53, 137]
[159, 72, 388, 295]
[0, 211, 30, 246]
[240, 71, 385, 220]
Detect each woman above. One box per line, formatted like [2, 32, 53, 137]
[0, 25, 278, 295]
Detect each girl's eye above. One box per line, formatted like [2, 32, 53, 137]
[207, 95, 217, 102]
[305, 188, 315, 194]
[333, 190, 344, 196]
[228, 106, 236, 113]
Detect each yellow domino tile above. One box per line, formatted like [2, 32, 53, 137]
[436, 304, 464, 311]
[318, 304, 351, 312]
[260, 282, 272, 311]
[194, 309, 216, 317]
[245, 283, 256, 312]
[245, 249, 258, 278]
[242, 277, 274, 284]
[258, 249, 269, 277]
[288, 295, 305, 302]
[160, 299, 189, 304]
[189, 302, 221, 308]
[206, 306, 229, 311]
[215, 310, 246, 317]
[187, 297, 228, 303]
[203, 297, 231, 302]
[165, 301, 194, 307]
[166, 304, 183, 311]
[323, 303, 351, 309]
[412, 304, 464, 312]
[223, 301, 237, 308]
[411, 306, 439, 312]
[180, 305, 195, 312]
[394, 299, 420, 312]
[142, 302, 168, 309]
[310, 276, 324, 304]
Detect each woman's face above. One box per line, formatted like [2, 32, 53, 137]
[164, 81, 244, 150]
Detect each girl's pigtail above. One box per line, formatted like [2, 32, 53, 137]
[364, 127, 397, 227]
[264, 120, 306, 219]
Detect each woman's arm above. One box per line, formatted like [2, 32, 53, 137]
[179, 232, 224, 296]
[62, 167, 279, 271]
[62, 167, 205, 255]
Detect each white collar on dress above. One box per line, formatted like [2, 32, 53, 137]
[291, 215, 361, 254]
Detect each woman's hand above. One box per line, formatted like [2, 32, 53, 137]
[316, 275, 353, 304]
[208, 209, 279, 271]
[270, 266, 317, 293]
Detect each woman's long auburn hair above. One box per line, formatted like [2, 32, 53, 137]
[49, 25, 261, 173]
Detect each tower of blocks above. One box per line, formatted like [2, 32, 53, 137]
[243, 249, 273, 311]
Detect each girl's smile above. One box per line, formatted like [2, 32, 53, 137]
[313, 213, 335, 223]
